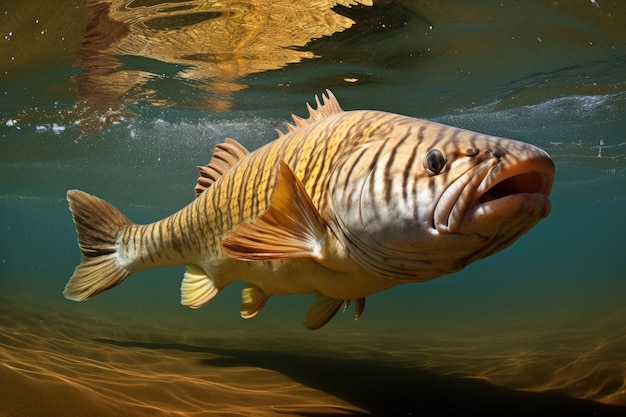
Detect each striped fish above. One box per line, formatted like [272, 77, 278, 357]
[64, 90, 554, 329]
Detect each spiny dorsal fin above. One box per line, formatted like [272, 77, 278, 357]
[221, 161, 327, 261]
[277, 89, 343, 137]
[195, 138, 249, 197]
[240, 284, 270, 319]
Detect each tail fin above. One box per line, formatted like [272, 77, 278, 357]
[64, 190, 133, 301]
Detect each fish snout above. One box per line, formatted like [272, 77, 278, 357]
[435, 140, 555, 235]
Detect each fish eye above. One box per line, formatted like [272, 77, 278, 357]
[424, 149, 446, 175]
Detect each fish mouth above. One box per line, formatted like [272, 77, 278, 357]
[434, 155, 555, 233]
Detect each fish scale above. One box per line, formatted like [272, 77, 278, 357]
[64, 90, 554, 329]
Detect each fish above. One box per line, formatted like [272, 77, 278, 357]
[64, 90, 555, 329]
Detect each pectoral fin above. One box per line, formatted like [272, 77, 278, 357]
[181, 265, 220, 308]
[222, 161, 327, 261]
[241, 284, 270, 319]
[304, 295, 344, 330]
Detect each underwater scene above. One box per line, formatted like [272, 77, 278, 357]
[1, 0, 625, 416]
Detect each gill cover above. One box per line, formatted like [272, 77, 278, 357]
[327, 136, 450, 281]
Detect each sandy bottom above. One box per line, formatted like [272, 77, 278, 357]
[1, 298, 625, 417]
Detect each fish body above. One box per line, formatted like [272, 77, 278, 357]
[65, 91, 554, 329]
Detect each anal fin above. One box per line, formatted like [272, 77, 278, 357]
[181, 265, 220, 309]
[304, 295, 344, 330]
[240, 284, 270, 319]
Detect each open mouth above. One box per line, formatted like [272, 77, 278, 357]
[477, 170, 551, 204]
[434, 156, 555, 233]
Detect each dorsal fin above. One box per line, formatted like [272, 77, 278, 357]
[277, 89, 344, 137]
[195, 138, 249, 197]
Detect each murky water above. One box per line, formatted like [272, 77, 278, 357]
[1, 1, 625, 415]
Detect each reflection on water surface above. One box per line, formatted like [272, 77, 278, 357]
[74, 0, 373, 135]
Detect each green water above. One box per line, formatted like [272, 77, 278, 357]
[1, 0, 626, 415]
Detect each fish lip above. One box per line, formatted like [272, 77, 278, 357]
[474, 155, 554, 205]
[434, 156, 555, 233]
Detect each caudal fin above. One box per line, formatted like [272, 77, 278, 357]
[64, 190, 133, 301]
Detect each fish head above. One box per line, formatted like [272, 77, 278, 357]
[328, 119, 555, 282]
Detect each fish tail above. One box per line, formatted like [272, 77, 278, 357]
[64, 190, 133, 301]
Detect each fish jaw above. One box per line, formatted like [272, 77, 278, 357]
[434, 146, 555, 235]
